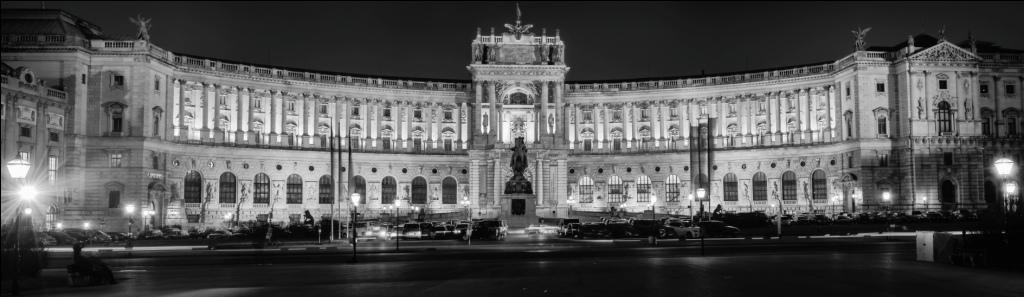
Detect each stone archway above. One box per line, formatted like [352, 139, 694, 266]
[148, 181, 168, 228]
[940, 180, 957, 210]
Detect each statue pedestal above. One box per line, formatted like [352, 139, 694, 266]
[500, 193, 537, 229]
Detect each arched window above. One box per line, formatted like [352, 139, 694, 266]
[254, 173, 270, 204]
[578, 177, 594, 203]
[184, 171, 202, 203]
[607, 176, 623, 203]
[782, 171, 797, 201]
[219, 172, 236, 203]
[724, 173, 738, 201]
[411, 177, 427, 204]
[286, 174, 302, 204]
[752, 172, 767, 201]
[381, 176, 397, 205]
[442, 177, 458, 204]
[665, 175, 680, 202]
[319, 175, 333, 204]
[636, 175, 652, 203]
[812, 170, 827, 201]
[353, 176, 366, 204]
[937, 101, 952, 133]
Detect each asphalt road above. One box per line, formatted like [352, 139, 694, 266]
[6, 236, 1023, 297]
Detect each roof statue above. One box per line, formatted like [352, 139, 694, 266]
[938, 25, 946, 41]
[968, 30, 977, 53]
[504, 2, 533, 39]
[130, 14, 152, 41]
[851, 27, 871, 51]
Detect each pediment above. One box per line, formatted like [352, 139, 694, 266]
[909, 41, 979, 62]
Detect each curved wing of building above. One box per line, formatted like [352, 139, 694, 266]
[2, 9, 1021, 230]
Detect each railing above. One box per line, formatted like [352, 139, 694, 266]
[565, 63, 837, 93]
[1, 74, 68, 101]
[2, 34, 69, 45]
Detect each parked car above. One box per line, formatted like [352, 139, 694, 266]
[525, 224, 559, 236]
[577, 223, 608, 239]
[401, 223, 428, 240]
[106, 232, 130, 242]
[628, 219, 661, 238]
[660, 219, 701, 239]
[812, 214, 833, 225]
[955, 209, 978, 221]
[433, 224, 457, 240]
[604, 221, 634, 238]
[697, 220, 740, 237]
[925, 211, 945, 222]
[46, 231, 79, 245]
[37, 232, 58, 246]
[455, 223, 470, 240]
[833, 213, 854, 224]
[206, 230, 236, 240]
[470, 220, 507, 240]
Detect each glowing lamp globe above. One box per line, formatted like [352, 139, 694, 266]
[994, 158, 1014, 176]
[350, 193, 361, 205]
[6, 158, 31, 179]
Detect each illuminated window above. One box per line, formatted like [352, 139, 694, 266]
[636, 175, 652, 203]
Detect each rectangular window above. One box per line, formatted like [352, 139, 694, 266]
[152, 154, 160, 169]
[154, 76, 161, 91]
[980, 84, 989, 94]
[112, 75, 125, 87]
[1009, 118, 1018, 136]
[943, 152, 954, 166]
[48, 155, 58, 184]
[444, 110, 453, 121]
[81, 74, 86, 84]
[583, 110, 592, 122]
[877, 118, 887, 135]
[414, 109, 422, 120]
[383, 107, 392, 118]
[319, 104, 328, 114]
[108, 190, 121, 208]
[641, 109, 650, 120]
[110, 153, 123, 168]
[879, 155, 888, 167]
[19, 152, 30, 161]
[876, 83, 885, 92]
[20, 126, 31, 138]
[845, 86, 850, 96]
[352, 106, 360, 117]
[287, 101, 295, 112]
[983, 117, 991, 136]
[1007, 84, 1017, 95]
[444, 139, 453, 151]
[49, 132, 60, 142]
[187, 214, 201, 223]
[939, 80, 948, 90]
[613, 110, 622, 122]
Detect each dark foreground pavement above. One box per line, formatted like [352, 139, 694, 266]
[3, 238, 1023, 297]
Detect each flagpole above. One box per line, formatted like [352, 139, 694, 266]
[330, 125, 336, 242]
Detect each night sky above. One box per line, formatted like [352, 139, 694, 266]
[4, 1, 1023, 81]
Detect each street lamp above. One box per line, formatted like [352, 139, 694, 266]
[8, 157, 33, 296]
[1007, 182, 1019, 214]
[696, 188, 707, 222]
[995, 158, 1015, 215]
[349, 193, 360, 263]
[831, 195, 840, 216]
[650, 194, 657, 245]
[461, 196, 471, 246]
[882, 191, 891, 212]
[125, 204, 136, 249]
[687, 194, 694, 219]
[567, 195, 576, 219]
[393, 199, 401, 251]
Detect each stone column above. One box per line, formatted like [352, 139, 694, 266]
[826, 85, 835, 139]
[301, 93, 312, 139]
[340, 97, 349, 144]
[238, 87, 249, 142]
[540, 81, 549, 136]
[624, 102, 633, 148]
[567, 103, 577, 149]
[176, 79, 186, 138]
[488, 82, 498, 140]
[602, 103, 611, 149]
[474, 82, 483, 139]
[554, 82, 564, 144]
[269, 90, 280, 142]
[457, 102, 464, 148]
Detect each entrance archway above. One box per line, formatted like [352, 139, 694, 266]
[940, 180, 957, 210]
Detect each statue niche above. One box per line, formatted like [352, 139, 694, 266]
[505, 137, 533, 194]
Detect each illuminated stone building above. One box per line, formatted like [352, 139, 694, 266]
[2, 9, 1021, 231]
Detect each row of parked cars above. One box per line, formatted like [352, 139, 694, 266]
[352, 220, 510, 241]
[766, 209, 983, 226]
[557, 217, 741, 240]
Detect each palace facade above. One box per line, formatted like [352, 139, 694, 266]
[2, 9, 1022, 231]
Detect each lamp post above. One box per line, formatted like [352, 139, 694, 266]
[461, 196, 471, 246]
[1007, 182, 1018, 215]
[143, 210, 155, 233]
[882, 191, 892, 212]
[124, 204, 136, 249]
[350, 193, 360, 263]
[412, 206, 420, 222]
[831, 195, 840, 216]
[650, 194, 657, 245]
[8, 157, 33, 296]
[696, 188, 707, 222]
[994, 158, 1015, 232]
[687, 194, 694, 219]
[393, 199, 401, 251]
[567, 195, 575, 219]
[771, 202, 781, 237]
